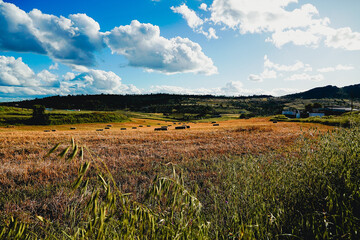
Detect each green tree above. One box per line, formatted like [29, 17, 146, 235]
[32, 105, 49, 125]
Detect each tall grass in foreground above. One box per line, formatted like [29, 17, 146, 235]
[1, 126, 360, 239]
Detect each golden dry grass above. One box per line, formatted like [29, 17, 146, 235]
[0, 117, 333, 222]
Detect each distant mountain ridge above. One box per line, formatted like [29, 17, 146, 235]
[1, 84, 359, 111]
[284, 84, 360, 99]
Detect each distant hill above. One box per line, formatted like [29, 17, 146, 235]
[284, 84, 360, 99]
[1, 84, 359, 115]
[0, 94, 271, 112]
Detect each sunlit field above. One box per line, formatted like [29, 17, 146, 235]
[0, 118, 331, 195]
[1, 118, 359, 239]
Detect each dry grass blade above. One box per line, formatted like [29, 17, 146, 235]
[58, 146, 70, 159]
[45, 142, 61, 158]
[71, 137, 75, 150]
[72, 162, 91, 190]
[67, 144, 78, 161]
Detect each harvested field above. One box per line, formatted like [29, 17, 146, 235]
[0, 118, 332, 224]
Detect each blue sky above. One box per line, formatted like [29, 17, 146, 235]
[0, 0, 359, 102]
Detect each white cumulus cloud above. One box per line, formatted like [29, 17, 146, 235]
[171, 4, 204, 29]
[171, 4, 218, 39]
[0, 55, 140, 98]
[206, 0, 360, 50]
[63, 69, 141, 94]
[199, 3, 208, 11]
[104, 20, 217, 75]
[49, 62, 58, 70]
[0, 55, 59, 87]
[0, 1, 217, 75]
[0, 0, 104, 66]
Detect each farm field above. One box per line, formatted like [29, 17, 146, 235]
[1, 118, 359, 239]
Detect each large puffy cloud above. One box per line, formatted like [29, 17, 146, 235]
[207, 0, 360, 50]
[0, 55, 140, 99]
[104, 20, 217, 75]
[0, 0, 103, 66]
[1, 1, 217, 74]
[0, 55, 59, 87]
[0, 0, 45, 54]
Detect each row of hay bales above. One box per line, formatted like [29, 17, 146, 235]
[43, 121, 219, 133]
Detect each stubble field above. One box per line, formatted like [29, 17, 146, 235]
[4, 118, 356, 239]
[0, 118, 329, 215]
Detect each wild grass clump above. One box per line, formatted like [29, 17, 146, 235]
[1, 139, 209, 239]
[197, 126, 360, 239]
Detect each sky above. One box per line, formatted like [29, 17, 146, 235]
[0, 0, 359, 102]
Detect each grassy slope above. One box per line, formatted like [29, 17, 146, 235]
[0, 106, 129, 126]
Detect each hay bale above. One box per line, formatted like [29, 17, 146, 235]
[121, 128, 126, 130]
[186, 126, 190, 129]
[147, 125, 151, 127]
[213, 124, 220, 126]
[273, 121, 278, 123]
[132, 127, 137, 129]
[44, 130, 51, 132]
[160, 126, 168, 130]
[211, 121, 217, 124]
[154, 127, 167, 131]
[107, 125, 112, 127]
[139, 125, 143, 127]
[105, 127, 110, 129]
[175, 126, 186, 130]
[96, 129, 104, 131]
[51, 129, 56, 132]
[70, 127, 76, 130]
